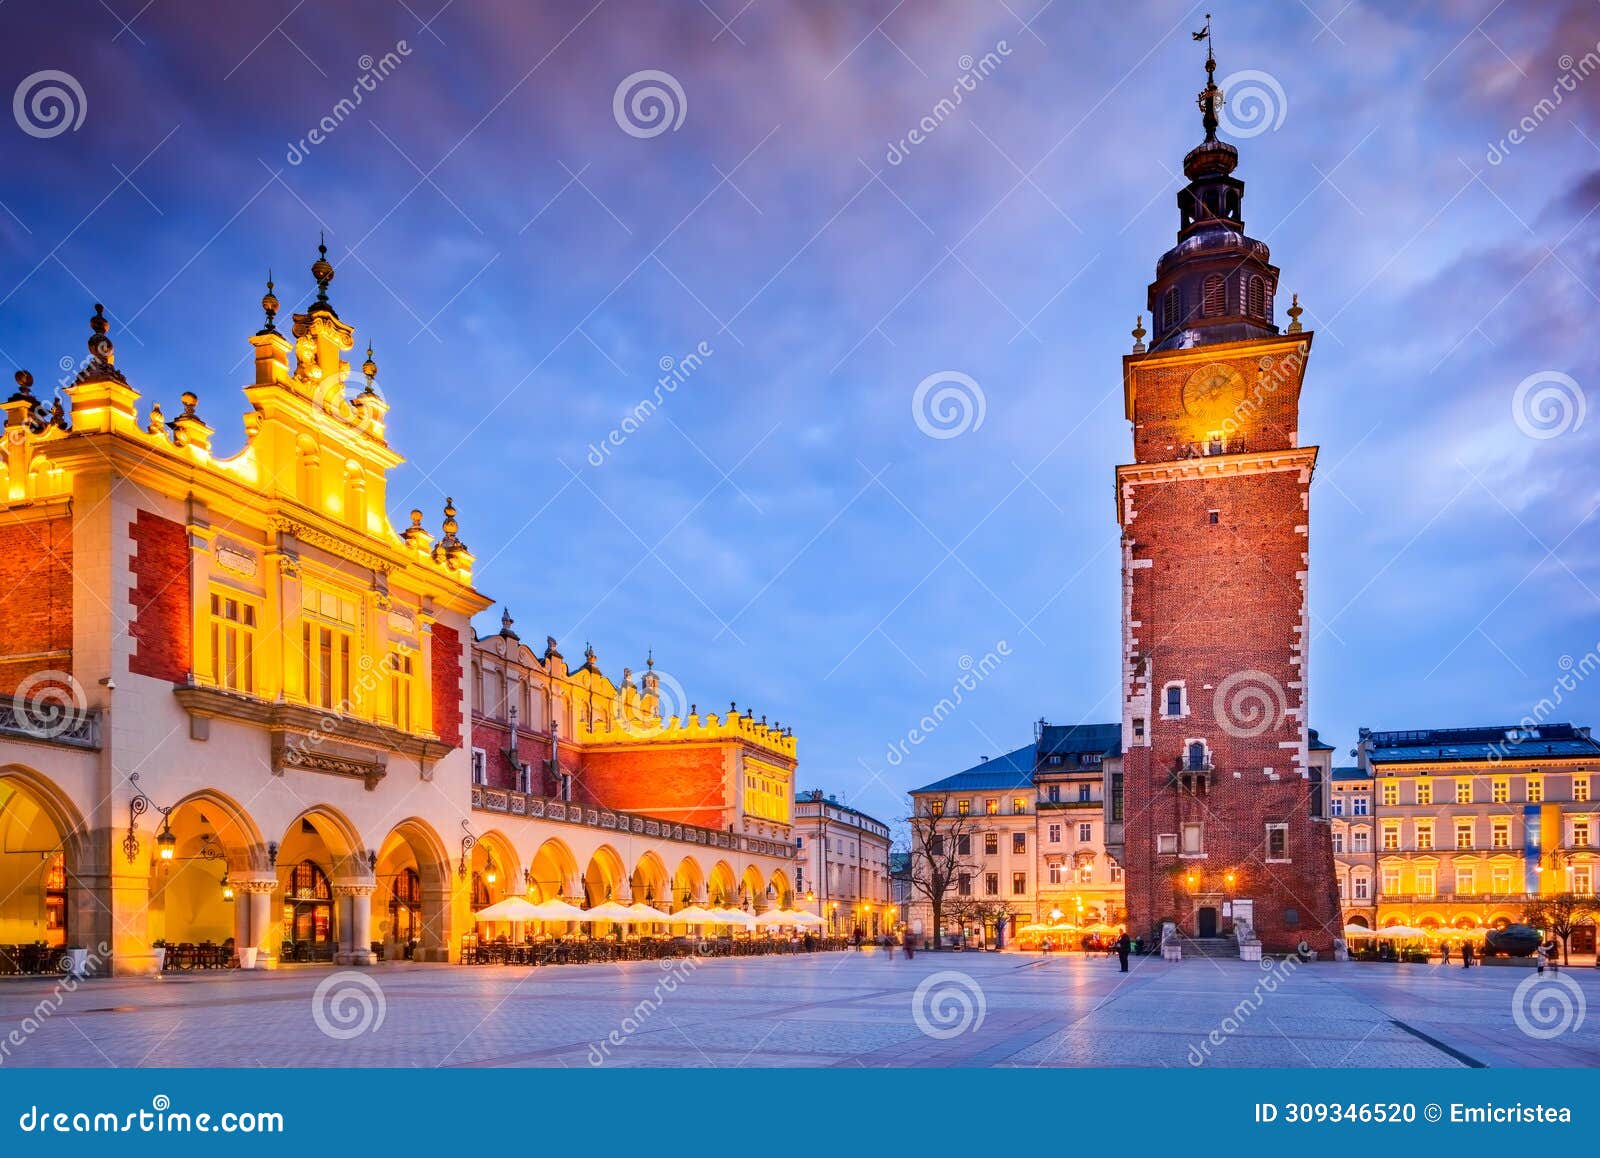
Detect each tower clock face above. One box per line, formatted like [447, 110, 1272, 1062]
[1181, 362, 1247, 424]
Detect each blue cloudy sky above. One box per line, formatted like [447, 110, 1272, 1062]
[2, 1, 1597, 826]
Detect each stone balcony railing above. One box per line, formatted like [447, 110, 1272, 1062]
[470, 785, 795, 861]
[0, 699, 100, 749]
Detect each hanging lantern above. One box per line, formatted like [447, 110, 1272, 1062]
[156, 819, 177, 861]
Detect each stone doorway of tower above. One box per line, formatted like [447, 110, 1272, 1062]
[1191, 893, 1225, 938]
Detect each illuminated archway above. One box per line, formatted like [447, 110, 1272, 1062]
[671, 856, 704, 910]
[275, 805, 366, 964]
[708, 860, 736, 907]
[582, 845, 626, 906]
[767, 868, 792, 909]
[470, 829, 519, 911]
[740, 864, 766, 910]
[372, 818, 452, 961]
[149, 792, 265, 951]
[0, 768, 86, 953]
[528, 837, 579, 901]
[630, 851, 670, 910]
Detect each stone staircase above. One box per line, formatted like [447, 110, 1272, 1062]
[1176, 936, 1241, 960]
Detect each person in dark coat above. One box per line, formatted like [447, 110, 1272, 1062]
[1115, 930, 1131, 973]
[1461, 941, 1474, 969]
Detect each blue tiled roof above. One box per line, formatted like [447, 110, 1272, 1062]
[910, 744, 1036, 794]
[1308, 728, 1335, 751]
[1365, 724, 1600, 765]
[1037, 722, 1121, 760]
[1331, 765, 1368, 781]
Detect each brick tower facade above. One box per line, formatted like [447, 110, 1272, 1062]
[1116, 46, 1341, 955]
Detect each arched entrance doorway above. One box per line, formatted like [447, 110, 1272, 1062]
[275, 806, 370, 965]
[0, 767, 89, 972]
[372, 819, 451, 962]
[528, 838, 579, 902]
[148, 793, 264, 965]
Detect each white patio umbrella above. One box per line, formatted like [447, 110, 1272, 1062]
[1342, 924, 1377, 938]
[1377, 924, 1426, 939]
[789, 911, 827, 927]
[583, 901, 640, 923]
[710, 908, 754, 927]
[473, 896, 547, 923]
[664, 905, 722, 926]
[753, 909, 799, 928]
[525, 898, 589, 922]
[627, 902, 672, 924]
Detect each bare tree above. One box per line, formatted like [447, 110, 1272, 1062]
[947, 897, 1021, 949]
[907, 805, 980, 950]
[1523, 893, 1598, 965]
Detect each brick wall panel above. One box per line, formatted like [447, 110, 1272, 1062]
[127, 510, 190, 684]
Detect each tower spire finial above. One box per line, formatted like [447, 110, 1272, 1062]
[310, 231, 335, 311]
[1193, 14, 1221, 142]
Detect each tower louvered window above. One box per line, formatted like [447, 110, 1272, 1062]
[1201, 274, 1225, 317]
[1161, 287, 1180, 332]
[1246, 274, 1266, 318]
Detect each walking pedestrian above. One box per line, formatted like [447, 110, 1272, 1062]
[1440, 942, 1451, 966]
[904, 931, 915, 959]
[1536, 940, 1549, 975]
[1461, 941, 1474, 969]
[1115, 930, 1131, 974]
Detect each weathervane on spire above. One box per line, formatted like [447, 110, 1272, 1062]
[1193, 13, 1222, 142]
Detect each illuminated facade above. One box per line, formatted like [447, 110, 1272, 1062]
[907, 724, 1126, 944]
[1329, 766, 1376, 928]
[1358, 725, 1600, 946]
[791, 790, 893, 936]
[0, 249, 798, 974]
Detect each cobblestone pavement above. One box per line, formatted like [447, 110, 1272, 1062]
[0, 949, 1594, 1068]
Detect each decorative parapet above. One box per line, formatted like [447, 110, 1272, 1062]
[471, 785, 796, 860]
[0, 700, 100, 750]
[582, 708, 797, 762]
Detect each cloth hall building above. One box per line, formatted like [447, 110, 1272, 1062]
[0, 251, 799, 974]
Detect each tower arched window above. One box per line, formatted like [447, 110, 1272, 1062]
[1201, 274, 1226, 317]
[1161, 287, 1181, 332]
[1246, 275, 1266, 318]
